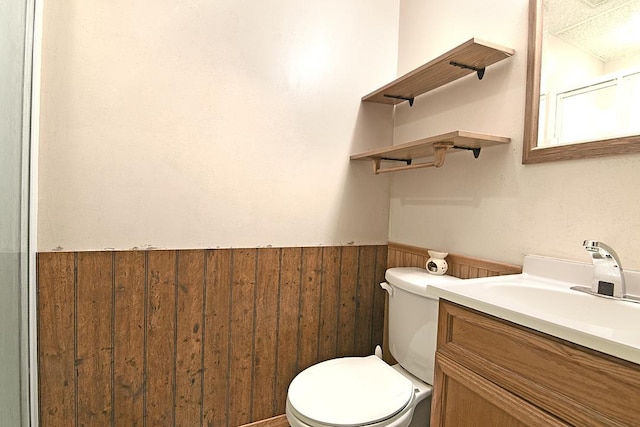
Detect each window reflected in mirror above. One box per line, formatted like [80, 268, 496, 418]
[540, 0, 640, 147]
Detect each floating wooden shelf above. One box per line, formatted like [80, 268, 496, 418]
[350, 131, 510, 174]
[362, 38, 515, 106]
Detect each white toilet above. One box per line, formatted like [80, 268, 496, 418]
[286, 267, 462, 427]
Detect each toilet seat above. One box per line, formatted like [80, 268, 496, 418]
[287, 356, 415, 427]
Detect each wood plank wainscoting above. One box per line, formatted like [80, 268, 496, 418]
[37, 243, 521, 427]
[37, 245, 387, 427]
[387, 242, 522, 277]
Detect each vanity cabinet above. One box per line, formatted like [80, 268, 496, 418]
[431, 300, 640, 427]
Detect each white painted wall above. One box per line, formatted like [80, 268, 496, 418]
[38, 0, 640, 269]
[37, 0, 398, 251]
[390, 0, 640, 270]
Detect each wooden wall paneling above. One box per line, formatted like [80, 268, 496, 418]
[298, 247, 323, 372]
[371, 246, 387, 354]
[113, 251, 145, 427]
[354, 246, 377, 356]
[76, 251, 114, 426]
[229, 249, 258, 427]
[336, 246, 359, 358]
[403, 252, 418, 269]
[37, 252, 76, 427]
[203, 249, 232, 427]
[274, 248, 302, 415]
[146, 250, 177, 426]
[468, 266, 480, 278]
[387, 242, 521, 278]
[392, 250, 403, 268]
[38, 245, 389, 426]
[252, 248, 281, 422]
[393, 248, 403, 268]
[389, 248, 396, 268]
[378, 246, 398, 365]
[386, 248, 396, 268]
[176, 250, 205, 425]
[447, 263, 461, 278]
[446, 251, 521, 277]
[387, 247, 408, 269]
[383, 242, 405, 367]
[317, 247, 340, 363]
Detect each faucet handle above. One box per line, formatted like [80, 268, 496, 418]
[582, 240, 625, 298]
[583, 240, 622, 266]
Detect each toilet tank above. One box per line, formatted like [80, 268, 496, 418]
[384, 267, 462, 385]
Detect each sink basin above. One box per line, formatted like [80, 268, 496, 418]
[426, 255, 640, 365]
[474, 279, 638, 338]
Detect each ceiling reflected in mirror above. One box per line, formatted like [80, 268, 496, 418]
[546, 0, 640, 62]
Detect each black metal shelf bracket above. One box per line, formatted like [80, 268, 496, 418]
[449, 61, 486, 80]
[383, 94, 415, 107]
[453, 146, 481, 158]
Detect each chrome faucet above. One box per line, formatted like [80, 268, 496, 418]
[582, 240, 625, 298]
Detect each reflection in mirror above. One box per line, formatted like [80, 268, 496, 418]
[541, 0, 640, 146]
[523, 0, 640, 163]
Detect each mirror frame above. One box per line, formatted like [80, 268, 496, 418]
[523, 0, 640, 164]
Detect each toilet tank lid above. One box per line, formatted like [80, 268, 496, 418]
[385, 267, 462, 298]
[288, 355, 413, 426]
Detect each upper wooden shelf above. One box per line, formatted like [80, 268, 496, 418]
[362, 38, 515, 106]
[350, 131, 510, 174]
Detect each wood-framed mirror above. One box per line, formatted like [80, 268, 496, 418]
[523, 0, 640, 164]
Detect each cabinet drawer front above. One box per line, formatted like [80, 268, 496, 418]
[432, 353, 568, 427]
[437, 300, 640, 427]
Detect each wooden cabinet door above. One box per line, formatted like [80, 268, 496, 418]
[435, 300, 640, 426]
[430, 353, 568, 427]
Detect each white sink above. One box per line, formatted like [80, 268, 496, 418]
[426, 255, 640, 364]
[487, 281, 639, 331]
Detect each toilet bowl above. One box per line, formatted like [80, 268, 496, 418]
[286, 355, 431, 427]
[285, 268, 462, 427]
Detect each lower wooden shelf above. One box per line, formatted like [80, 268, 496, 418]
[350, 130, 510, 174]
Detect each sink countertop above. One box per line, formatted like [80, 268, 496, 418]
[426, 255, 640, 365]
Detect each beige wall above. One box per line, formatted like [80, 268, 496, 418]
[390, 0, 640, 270]
[38, 0, 640, 269]
[37, 0, 398, 251]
